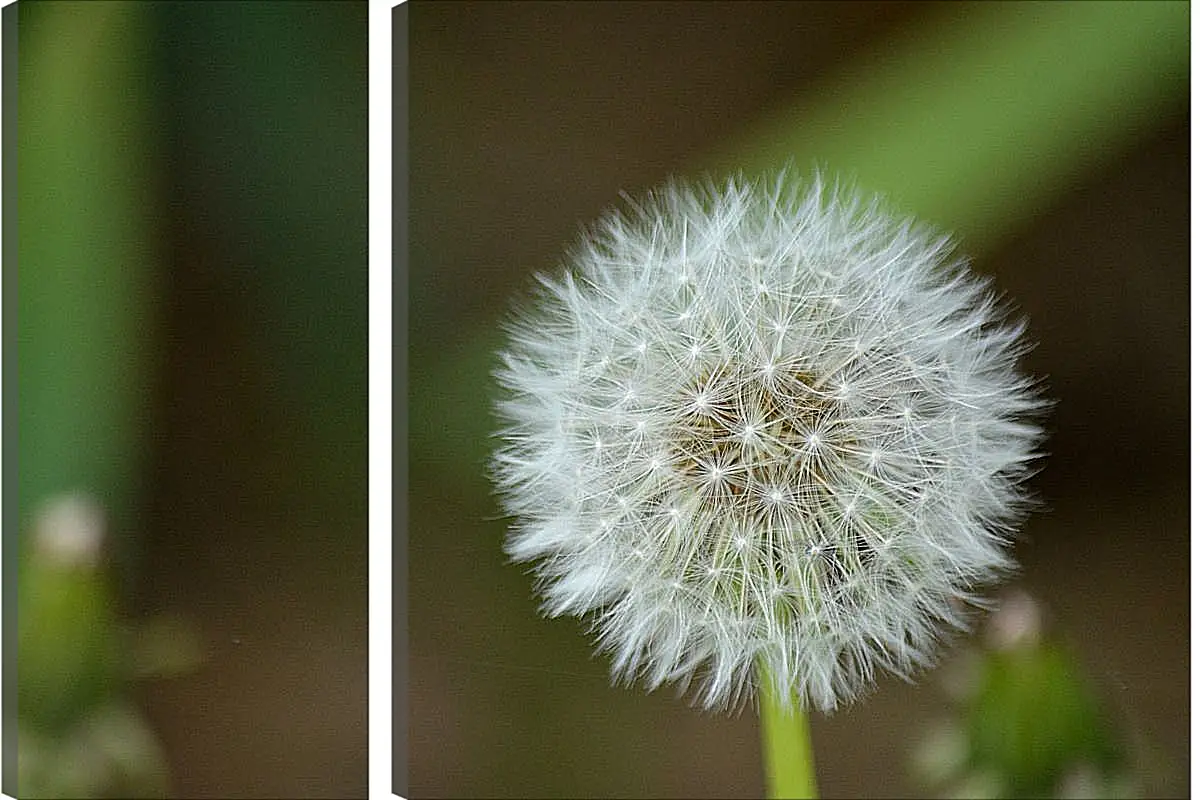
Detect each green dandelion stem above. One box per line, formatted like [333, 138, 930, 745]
[758, 658, 819, 800]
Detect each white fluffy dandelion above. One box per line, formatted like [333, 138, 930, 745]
[492, 172, 1042, 713]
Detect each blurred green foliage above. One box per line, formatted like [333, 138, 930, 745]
[912, 592, 1135, 799]
[19, 703, 169, 799]
[16, 496, 169, 798]
[968, 642, 1123, 797]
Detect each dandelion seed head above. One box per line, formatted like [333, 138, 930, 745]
[492, 172, 1044, 713]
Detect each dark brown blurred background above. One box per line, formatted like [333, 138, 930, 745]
[132, 3, 368, 795]
[408, 2, 1187, 797]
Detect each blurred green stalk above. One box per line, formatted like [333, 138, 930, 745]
[704, 0, 1187, 249]
[18, 0, 157, 565]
